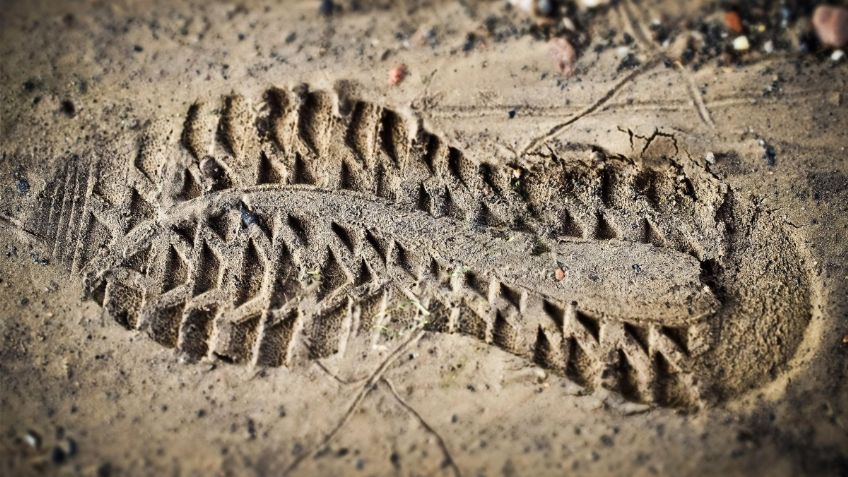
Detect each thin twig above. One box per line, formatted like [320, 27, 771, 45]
[0, 213, 47, 247]
[313, 359, 369, 385]
[381, 377, 463, 477]
[520, 57, 659, 156]
[673, 60, 716, 128]
[283, 329, 426, 475]
[619, 0, 715, 128]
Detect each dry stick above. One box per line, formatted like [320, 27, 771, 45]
[304, 340, 371, 385]
[0, 213, 47, 247]
[313, 358, 369, 386]
[619, 0, 715, 128]
[381, 377, 463, 477]
[425, 81, 836, 119]
[520, 57, 660, 156]
[518, 0, 668, 157]
[618, 0, 653, 49]
[427, 99, 689, 119]
[673, 61, 716, 128]
[283, 329, 426, 475]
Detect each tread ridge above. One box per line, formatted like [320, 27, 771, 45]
[25, 84, 814, 409]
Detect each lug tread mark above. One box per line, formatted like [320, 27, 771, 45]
[24, 84, 813, 410]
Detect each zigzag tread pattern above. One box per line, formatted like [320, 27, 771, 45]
[31, 85, 811, 409]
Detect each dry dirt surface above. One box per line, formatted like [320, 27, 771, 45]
[1, 0, 847, 476]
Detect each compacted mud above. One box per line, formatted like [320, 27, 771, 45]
[0, 1, 846, 476]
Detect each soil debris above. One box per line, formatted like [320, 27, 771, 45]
[679, 1, 828, 67]
[758, 139, 777, 166]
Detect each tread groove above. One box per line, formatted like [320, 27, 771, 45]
[26, 83, 811, 410]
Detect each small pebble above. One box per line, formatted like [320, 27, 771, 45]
[763, 40, 774, 54]
[549, 37, 577, 77]
[705, 152, 716, 165]
[813, 5, 848, 48]
[537, 0, 556, 17]
[318, 0, 334, 16]
[388, 64, 407, 86]
[724, 11, 743, 34]
[240, 205, 258, 227]
[732, 36, 750, 51]
[508, 0, 533, 14]
[578, 0, 609, 9]
[16, 177, 29, 194]
[758, 139, 776, 166]
[24, 430, 41, 449]
[554, 268, 567, 282]
[831, 49, 845, 62]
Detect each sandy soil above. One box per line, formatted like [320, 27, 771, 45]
[1, 0, 847, 476]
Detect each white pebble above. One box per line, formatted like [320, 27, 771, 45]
[831, 49, 845, 62]
[578, 0, 610, 9]
[508, 0, 534, 13]
[24, 431, 40, 448]
[705, 152, 716, 164]
[733, 36, 751, 51]
[763, 40, 774, 53]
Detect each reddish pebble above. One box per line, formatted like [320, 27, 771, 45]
[724, 11, 743, 34]
[549, 38, 577, 77]
[814, 5, 848, 48]
[554, 268, 567, 282]
[388, 64, 407, 86]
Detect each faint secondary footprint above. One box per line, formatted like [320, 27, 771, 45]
[17, 84, 813, 409]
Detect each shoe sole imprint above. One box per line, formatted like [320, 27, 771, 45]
[23, 85, 812, 409]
